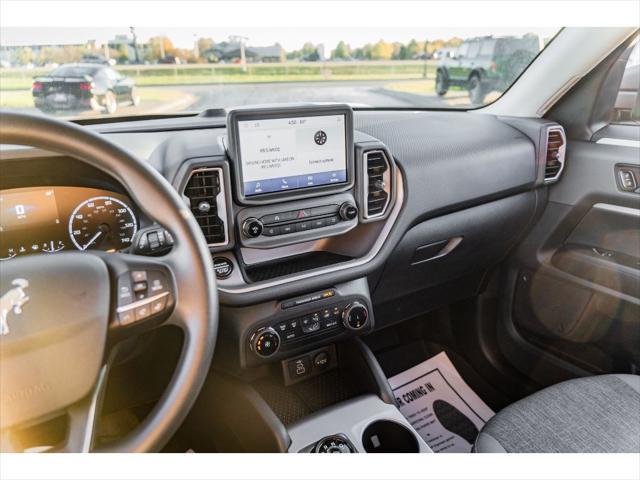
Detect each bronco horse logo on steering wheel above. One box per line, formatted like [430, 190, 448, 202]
[0, 278, 30, 336]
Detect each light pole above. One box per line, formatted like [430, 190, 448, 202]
[193, 34, 199, 61]
[230, 35, 249, 72]
[422, 40, 429, 79]
[129, 26, 140, 64]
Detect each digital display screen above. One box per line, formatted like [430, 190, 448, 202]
[0, 188, 61, 232]
[237, 114, 348, 197]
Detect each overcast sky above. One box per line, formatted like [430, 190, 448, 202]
[1, 27, 560, 50]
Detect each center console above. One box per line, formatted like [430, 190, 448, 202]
[166, 104, 410, 452]
[171, 103, 402, 375]
[288, 395, 431, 453]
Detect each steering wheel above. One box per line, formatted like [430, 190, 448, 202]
[0, 113, 218, 452]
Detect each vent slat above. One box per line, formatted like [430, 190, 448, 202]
[544, 128, 565, 181]
[184, 169, 226, 244]
[365, 150, 391, 218]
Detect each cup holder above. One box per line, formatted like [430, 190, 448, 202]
[361, 420, 419, 453]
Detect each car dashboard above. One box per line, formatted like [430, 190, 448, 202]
[0, 105, 565, 382]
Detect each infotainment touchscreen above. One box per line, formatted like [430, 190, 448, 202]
[237, 114, 348, 197]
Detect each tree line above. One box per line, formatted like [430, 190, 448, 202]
[7, 36, 464, 66]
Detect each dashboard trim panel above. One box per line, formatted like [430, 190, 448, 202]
[216, 169, 404, 294]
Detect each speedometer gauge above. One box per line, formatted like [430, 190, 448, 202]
[68, 196, 137, 251]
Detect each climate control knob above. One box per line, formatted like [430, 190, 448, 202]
[342, 302, 369, 331]
[242, 218, 263, 238]
[339, 202, 358, 221]
[250, 327, 280, 358]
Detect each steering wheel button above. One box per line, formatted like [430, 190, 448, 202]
[134, 304, 151, 321]
[133, 281, 147, 293]
[118, 309, 135, 326]
[147, 232, 160, 249]
[150, 296, 167, 314]
[117, 276, 133, 305]
[131, 270, 147, 282]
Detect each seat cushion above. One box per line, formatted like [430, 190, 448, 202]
[474, 374, 640, 453]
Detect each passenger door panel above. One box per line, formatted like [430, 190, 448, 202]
[508, 139, 640, 374]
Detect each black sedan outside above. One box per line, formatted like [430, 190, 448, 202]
[32, 63, 139, 114]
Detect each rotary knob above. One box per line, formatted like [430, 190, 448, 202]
[342, 302, 369, 331]
[339, 202, 358, 221]
[242, 217, 263, 238]
[250, 327, 280, 358]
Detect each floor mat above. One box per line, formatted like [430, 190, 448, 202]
[388, 351, 495, 453]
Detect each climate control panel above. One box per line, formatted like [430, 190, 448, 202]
[242, 202, 357, 239]
[246, 288, 372, 363]
[236, 193, 359, 248]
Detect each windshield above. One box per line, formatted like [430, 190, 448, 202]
[48, 65, 100, 77]
[0, 27, 560, 119]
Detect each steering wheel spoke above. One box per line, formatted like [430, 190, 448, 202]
[56, 364, 110, 453]
[97, 251, 178, 340]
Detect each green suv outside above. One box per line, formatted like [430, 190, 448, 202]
[436, 35, 541, 104]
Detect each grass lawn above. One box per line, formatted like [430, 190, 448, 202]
[0, 89, 32, 108]
[0, 62, 437, 90]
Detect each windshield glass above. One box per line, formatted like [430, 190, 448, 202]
[48, 65, 100, 77]
[0, 27, 560, 119]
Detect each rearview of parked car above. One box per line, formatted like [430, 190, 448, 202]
[32, 63, 138, 114]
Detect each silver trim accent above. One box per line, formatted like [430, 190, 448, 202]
[363, 150, 392, 219]
[618, 169, 638, 190]
[116, 291, 170, 313]
[79, 365, 108, 452]
[544, 126, 567, 184]
[218, 170, 404, 294]
[593, 203, 640, 217]
[410, 237, 463, 265]
[596, 138, 640, 148]
[183, 167, 229, 248]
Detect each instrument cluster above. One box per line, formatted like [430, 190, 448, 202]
[0, 186, 138, 261]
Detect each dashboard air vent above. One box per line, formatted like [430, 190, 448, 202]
[184, 167, 228, 246]
[544, 127, 566, 183]
[364, 150, 392, 219]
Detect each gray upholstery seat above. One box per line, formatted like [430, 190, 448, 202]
[474, 374, 640, 453]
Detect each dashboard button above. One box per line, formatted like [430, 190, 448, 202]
[280, 224, 295, 234]
[339, 203, 358, 221]
[287, 356, 311, 379]
[252, 328, 280, 358]
[311, 218, 327, 229]
[263, 225, 280, 236]
[213, 257, 233, 278]
[296, 221, 311, 232]
[342, 302, 369, 331]
[261, 211, 297, 224]
[284, 330, 298, 342]
[242, 218, 263, 238]
[301, 314, 321, 333]
[326, 215, 340, 226]
[296, 209, 312, 219]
